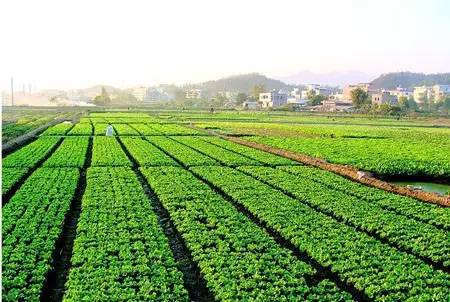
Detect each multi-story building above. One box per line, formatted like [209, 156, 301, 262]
[386, 87, 413, 99]
[342, 83, 374, 101]
[259, 90, 288, 108]
[143, 87, 174, 103]
[413, 86, 432, 104]
[371, 91, 398, 105]
[301, 84, 335, 99]
[185, 89, 204, 99]
[432, 84, 450, 101]
[131, 87, 148, 102]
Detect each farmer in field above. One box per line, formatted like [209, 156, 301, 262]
[106, 125, 114, 136]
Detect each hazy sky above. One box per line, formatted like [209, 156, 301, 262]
[1, 0, 450, 91]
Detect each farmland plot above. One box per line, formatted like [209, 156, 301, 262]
[2, 112, 449, 302]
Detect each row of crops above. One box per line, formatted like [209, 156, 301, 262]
[2, 111, 72, 143]
[194, 121, 450, 178]
[2, 112, 449, 301]
[42, 121, 203, 136]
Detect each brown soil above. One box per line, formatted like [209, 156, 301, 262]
[226, 137, 450, 207]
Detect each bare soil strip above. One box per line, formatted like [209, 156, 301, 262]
[40, 136, 92, 302]
[225, 136, 450, 207]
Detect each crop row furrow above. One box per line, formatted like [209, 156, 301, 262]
[91, 137, 131, 166]
[41, 122, 74, 135]
[280, 165, 450, 230]
[237, 166, 450, 269]
[190, 166, 450, 301]
[3, 136, 61, 168]
[2, 168, 80, 302]
[43, 137, 89, 168]
[146, 136, 219, 166]
[63, 167, 188, 301]
[120, 137, 178, 166]
[140, 166, 354, 301]
[67, 123, 92, 136]
[172, 136, 260, 166]
[201, 136, 297, 166]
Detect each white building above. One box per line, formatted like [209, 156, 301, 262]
[259, 90, 288, 108]
[301, 84, 335, 99]
[131, 87, 148, 102]
[144, 88, 174, 103]
[185, 89, 204, 99]
[413, 86, 432, 103]
[432, 85, 450, 100]
[386, 87, 413, 99]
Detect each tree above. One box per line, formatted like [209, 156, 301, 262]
[112, 92, 137, 104]
[350, 88, 370, 108]
[398, 96, 409, 110]
[442, 96, 450, 115]
[92, 87, 111, 106]
[251, 85, 265, 100]
[236, 92, 248, 105]
[407, 96, 418, 111]
[305, 90, 324, 106]
[419, 94, 429, 111]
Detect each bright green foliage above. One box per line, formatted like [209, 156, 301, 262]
[120, 137, 178, 166]
[89, 112, 151, 118]
[238, 166, 450, 268]
[2, 167, 28, 196]
[67, 123, 92, 135]
[132, 123, 162, 135]
[112, 124, 140, 135]
[280, 165, 450, 229]
[201, 136, 296, 166]
[140, 166, 353, 301]
[146, 136, 218, 166]
[63, 167, 188, 302]
[2, 112, 68, 143]
[43, 137, 89, 167]
[3, 136, 60, 168]
[2, 168, 79, 302]
[93, 123, 109, 135]
[41, 122, 73, 135]
[191, 166, 450, 301]
[150, 124, 203, 135]
[78, 117, 91, 123]
[247, 135, 450, 177]
[91, 137, 131, 166]
[173, 136, 260, 166]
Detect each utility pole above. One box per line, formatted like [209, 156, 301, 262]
[11, 77, 14, 106]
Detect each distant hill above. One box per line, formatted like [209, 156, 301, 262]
[188, 73, 295, 94]
[277, 70, 375, 87]
[370, 72, 450, 89]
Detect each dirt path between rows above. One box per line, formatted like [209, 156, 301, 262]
[226, 136, 450, 207]
[186, 124, 450, 207]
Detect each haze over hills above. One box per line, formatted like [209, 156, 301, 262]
[186, 73, 295, 94]
[370, 72, 450, 89]
[276, 70, 376, 87]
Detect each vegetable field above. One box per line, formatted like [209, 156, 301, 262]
[2, 111, 450, 302]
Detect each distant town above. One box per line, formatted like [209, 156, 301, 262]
[2, 72, 450, 114]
